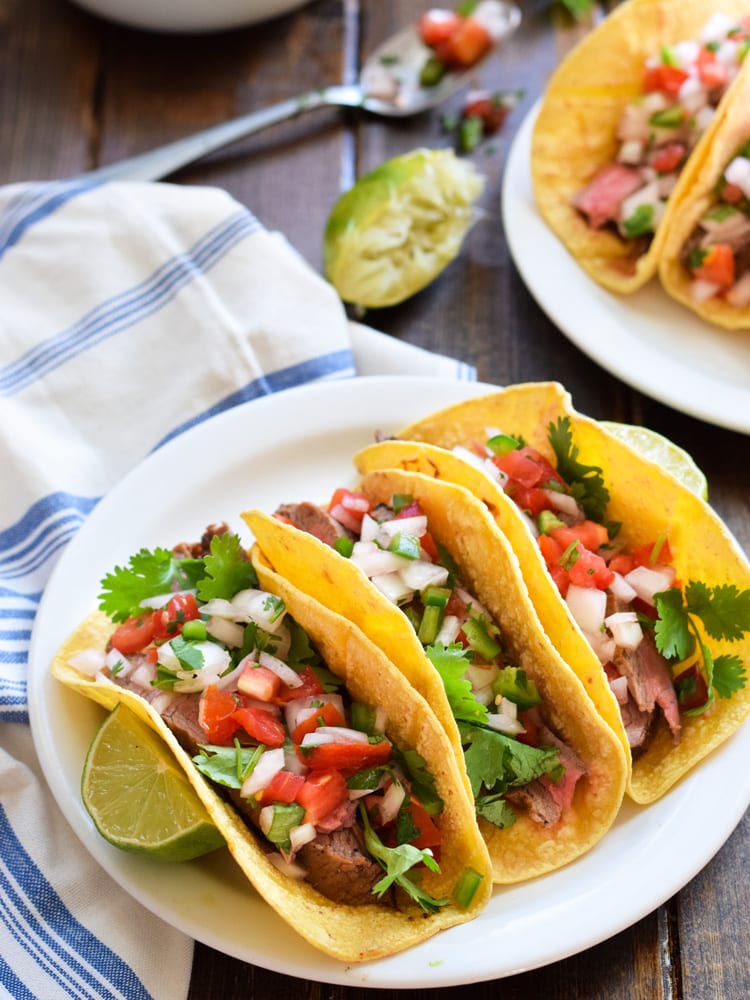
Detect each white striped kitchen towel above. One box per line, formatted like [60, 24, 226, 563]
[0, 179, 475, 1000]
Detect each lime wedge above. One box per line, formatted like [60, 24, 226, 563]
[323, 147, 484, 309]
[81, 702, 225, 862]
[601, 421, 708, 500]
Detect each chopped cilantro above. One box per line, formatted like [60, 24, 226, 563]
[425, 642, 489, 724]
[196, 532, 258, 602]
[98, 547, 204, 622]
[547, 417, 610, 521]
[459, 722, 563, 805]
[193, 741, 262, 788]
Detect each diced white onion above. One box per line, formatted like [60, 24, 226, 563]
[673, 40, 700, 68]
[398, 559, 449, 591]
[485, 711, 525, 736]
[584, 628, 617, 665]
[618, 139, 644, 165]
[283, 693, 345, 733]
[234, 589, 288, 633]
[377, 781, 406, 825]
[608, 571, 638, 603]
[452, 444, 489, 470]
[289, 822, 317, 853]
[206, 616, 245, 648]
[259, 650, 303, 688]
[724, 156, 750, 200]
[565, 584, 607, 635]
[241, 748, 285, 798]
[700, 13, 735, 44]
[541, 489, 582, 518]
[67, 648, 107, 677]
[605, 610, 644, 650]
[472, 0, 515, 41]
[215, 657, 250, 692]
[465, 662, 499, 693]
[131, 662, 157, 689]
[370, 571, 415, 604]
[376, 515, 428, 540]
[300, 727, 370, 746]
[455, 587, 491, 620]
[267, 852, 307, 879]
[689, 278, 721, 304]
[350, 540, 412, 577]
[727, 272, 750, 307]
[435, 614, 461, 645]
[259, 805, 276, 836]
[359, 512, 379, 543]
[609, 674, 630, 705]
[624, 564, 676, 606]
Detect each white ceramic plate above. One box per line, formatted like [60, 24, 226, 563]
[502, 104, 750, 435]
[28, 376, 750, 988]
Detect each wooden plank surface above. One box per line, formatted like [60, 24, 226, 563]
[2, 1, 748, 997]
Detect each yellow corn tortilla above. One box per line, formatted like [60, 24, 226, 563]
[245, 477, 628, 883]
[531, 0, 750, 294]
[659, 56, 750, 329]
[52, 570, 492, 963]
[369, 380, 750, 804]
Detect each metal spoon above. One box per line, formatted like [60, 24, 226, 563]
[77, 3, 521, 184]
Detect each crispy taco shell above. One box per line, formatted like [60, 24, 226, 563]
[659, 57, 750, 328]
[368, 380, 750, 804]
[52, 571, 492, 962]
[531, 0, 750, 293]
[245, 477, 628, 883]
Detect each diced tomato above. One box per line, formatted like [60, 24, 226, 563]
[144, 646, 159, 664]
[697, 47, 729, 89]
[720, 182, 745, 205]
[274, 664, 324, 704]
[608, 553, 636, 576]
[548, 563, 570, 596]
[516, 709, 540, 747]
[297, 738, 392, 772]
[630, 538, 673, 568]
[462, 94, 509, 134]
[232, 705, 286, 748]
[418, 8, 462, 48]
[290, 701, 347, 744]
[445, 589, 469, 618]
[198, 684, 240, 744]
[693, 243, 735, 288]
[434, 16, 491, 68]
[419, 529, 440, 562]
[494, 447, 547, 489]
[674, 663, 709, 712]
[328, 487, 372, 523]
[394, 500, 423, 520]
[237, 663, 281, 702]
[650, 142, 686, 174]
[259, 770, 306, 804]
[405, 794, 442, 851]
[152, 592, 201, 641]
[110, 614, 156, 655]
[550, 520, 609, 553]
[512, 486, 554, 517]
[567, 546, 615, 590]
[296, 769, 349, 826]
[642, 63, 689, 97]
[537, 532, 564, 566]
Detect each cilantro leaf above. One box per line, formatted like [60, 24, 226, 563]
[654, 587, 695, 661]
[425, 642, 488, 725]
[196, 532, 258, 602]
[396, 748, 443, 817]
[474, 792, 517, 829]
[359, 804, 447, 913]
[555, 0, 593, 18]
[547, 417, 610, 522]
[685, 581, 750, 642]
[98, 547, 204, 622]
[170, 635, 205, 673]
[712, 655, 748, 699]
[192, 742, 261, 788]
[459, 722, 563, 803]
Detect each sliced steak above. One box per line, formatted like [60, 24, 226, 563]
[297, 826, 389, 906]
[620, 695, 655, 752]
[505, 780, 562, 827]
[172, 521, 232, 559]
[612, 631, 681, 744]
[275, 502, 349, 547]
[161, 695, 207, 756]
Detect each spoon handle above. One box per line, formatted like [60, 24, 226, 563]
[76, 85, 365, 184]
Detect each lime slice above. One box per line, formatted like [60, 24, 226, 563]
[323, 147, 485, 309]
[81, 702, 225, 862]
[601, 421, 708, 500]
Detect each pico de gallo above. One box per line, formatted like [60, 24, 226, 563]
[275, 493, 585, 831]
[453, 420, 750, 753]
[573, 12, 750, 245]
[69, 525, 472, 911]
[680, 139, 750, 307]
[417, 2, 513, 88]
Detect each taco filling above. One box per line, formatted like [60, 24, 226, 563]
[679, 140, 750, 306]
[65, 523, 468, 912]
[453, 420, 749, 756]
[275, 493, 585, 831]
[573, 13, 749, 248]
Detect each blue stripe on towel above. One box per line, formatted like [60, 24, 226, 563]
[0, 810, 153, 1000]
[0, 209, 261, 396]
[0, 180, 101, 262]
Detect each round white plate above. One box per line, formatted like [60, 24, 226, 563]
[502, 104, 750, 435]
[28, 376, 750, 988]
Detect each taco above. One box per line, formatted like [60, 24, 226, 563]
[659, 55, 750, 327]
[531, 0, 750, 293]
[245, 477, 628, 884]
[356, 381, 750, 804]
[51, 524, 492, 962]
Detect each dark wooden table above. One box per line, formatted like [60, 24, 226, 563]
[6, 0, 749, 996]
